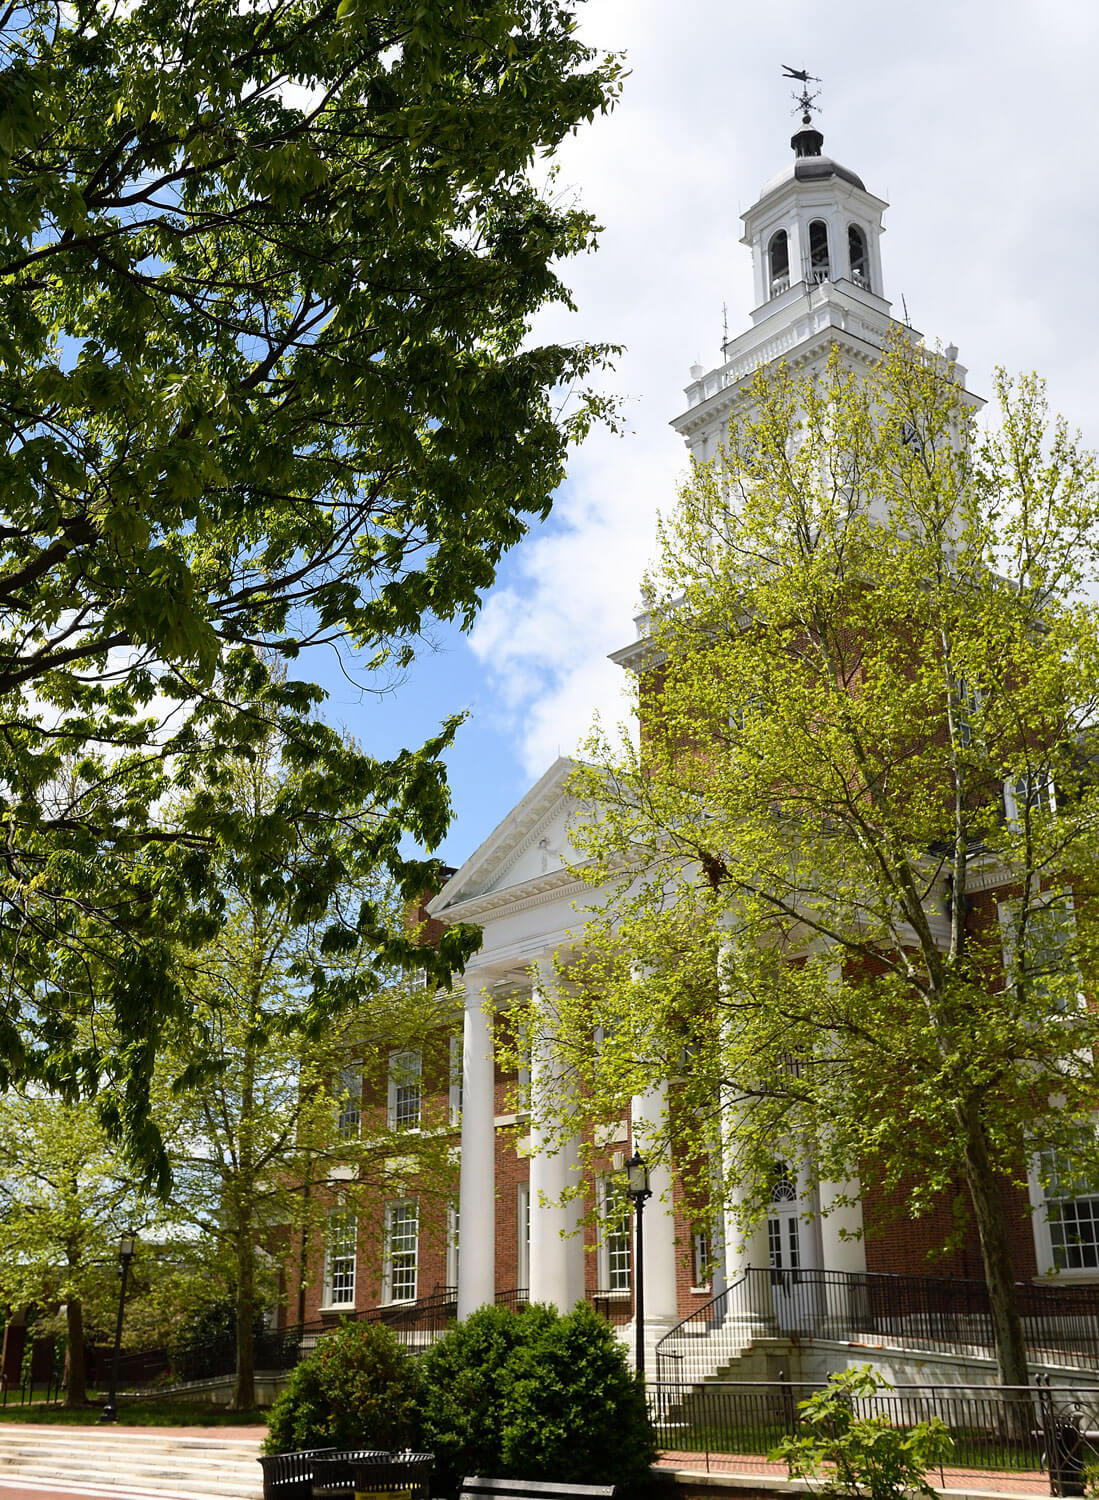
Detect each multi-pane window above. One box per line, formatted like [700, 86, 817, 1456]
[768, 1161, 801, 1272]
[1004, 770, 1056, 824]
[449, 1036, 463, 1127]
[324, 1211, 356, 1307]
[384, 1202, 419, 1303]
[387, 1050, 421, 1131]
[692, 1224, 713, 1290]
[949, 673, 979, 748]
[517, 1182, 530, 1291]
[1041, 1150, 1099, 1271]
[601, 1179, 632, 1293]
[446, 1201, 460, 1289]
[1000, 894, 1076, 1012]
[336, 1063, 362, 1140]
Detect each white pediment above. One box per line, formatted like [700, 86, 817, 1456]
[428, 757, 588, 921]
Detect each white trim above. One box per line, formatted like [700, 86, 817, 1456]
[517, 1180, 530, 1291]
[336, 1062, 362, 1141]
[387, 1049, 422, 1132]
[597, 1175, 632, 1293]
[449, 1035, 462, 1127]
[446, 1201, 460, 1289]
[382, 1200, 419, 1305]
[322, 1208, 356, 1309]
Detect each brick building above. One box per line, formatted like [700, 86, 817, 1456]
[303, 107, 1098, 1378]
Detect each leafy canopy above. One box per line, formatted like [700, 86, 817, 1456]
[536, 336, 1099, 1383]
[0, 0, 621, 1157]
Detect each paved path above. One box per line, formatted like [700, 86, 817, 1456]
[657, 1451, 1052, 1496]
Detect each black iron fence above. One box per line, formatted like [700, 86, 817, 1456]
[651, 1378, 1099, 1495]
[656, 1268, 1099, 1383]
[494, 1288, 529, 1314]
[86, 1285, 460, 1394]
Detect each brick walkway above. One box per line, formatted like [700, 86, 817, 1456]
[657, 1451, 1052, 1496]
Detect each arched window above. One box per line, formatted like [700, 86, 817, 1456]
[848, 224, 870, 289]
[808, 220, 830, 283]
[768, 230, 790, 297]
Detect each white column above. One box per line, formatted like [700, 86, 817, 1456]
[722, 1184, 774, 1333]
[818, 1177, 867, 1337]
[719, 936, 775, 1334]
[457, 987, 495, 1320]
[528, 969, 585, 1310]
[630, 1083, 679, 1327]
[819, 1178, 866, 1273]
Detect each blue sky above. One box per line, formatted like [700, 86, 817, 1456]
[302, 0, 1099, 871]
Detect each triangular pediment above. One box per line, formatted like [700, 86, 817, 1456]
[428, 757, 587, 920]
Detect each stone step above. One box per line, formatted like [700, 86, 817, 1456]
[0, 1430, 264, 1500]
[0, 1467, 262, 1499]
[0, 1446, 260, 1474]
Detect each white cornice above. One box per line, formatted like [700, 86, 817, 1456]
[427, 757, 585, 918]
[437, 868, 593, 925]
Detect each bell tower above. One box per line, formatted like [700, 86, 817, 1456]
[673, 89, 966, 464]
[741, 109, 887, 315]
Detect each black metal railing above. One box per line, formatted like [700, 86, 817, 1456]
[93, 1284, 461, 1394]
[0, 1364, 64, 1406]
[655, 1268, 1099, 1383]
[651, 1378, 1099, 1494]
[588, 1287, 634, 1325]
[494, 1288, 529, 1314]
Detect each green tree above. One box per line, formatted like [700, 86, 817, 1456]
[0, 1088, 157, 1405]
[541, 337, 1099, 1391]
[163, 723, 462, 1410]
[0, 0, 621, 1160]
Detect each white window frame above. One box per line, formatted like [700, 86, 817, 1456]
[517, 1181, 530, 1292]
[691, 1223, 713, 1293]
[387, 1049, 422, 1132]
[1003, 769, 1056, 825]
[1029, 1146, 1099, 1280]
[598, 1176, 632, 1296]
[446, 1201, 460, 1290]
[998, 891, 1078, 1014]
[449, 1035, 463, 1127]
[335, 1062, 362, 1141]
[322, 1209, 357, 1309]
[382, 1200, 419, 1304]
[949, 673, 980, 749]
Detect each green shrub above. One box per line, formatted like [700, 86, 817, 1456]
[263, 1320, 419, 1454]
[769, 1367, 953, 1500]
[416, 1302, 657, 1498]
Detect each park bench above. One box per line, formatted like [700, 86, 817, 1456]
[460, 1477, 616, 1500]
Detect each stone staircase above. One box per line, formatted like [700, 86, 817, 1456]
[0, 1427, 265, 1500]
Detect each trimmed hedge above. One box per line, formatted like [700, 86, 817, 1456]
[416, 1302, 657, 1497]
[263, 1320, 419, 1454]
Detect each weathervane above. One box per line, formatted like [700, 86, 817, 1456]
[782, 64, 821, 124]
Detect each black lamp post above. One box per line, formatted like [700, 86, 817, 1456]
[624, 1152, 651, 1380]
[100, 1233, 137, 1423]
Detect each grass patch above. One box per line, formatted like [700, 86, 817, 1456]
[0, 1398, 267, 1426]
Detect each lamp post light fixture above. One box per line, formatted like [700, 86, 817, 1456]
[623, 1151, 652, 1380]
[99, 1233, 137, 1423]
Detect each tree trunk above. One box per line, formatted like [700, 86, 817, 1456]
[63, 1297, 87, 1407]
[233, 1228, 256, 1411]
[960, 1103, 1030, 1392]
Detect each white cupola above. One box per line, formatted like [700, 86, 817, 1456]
[672, 107, 965, 461]
[740, 110, 888, 322]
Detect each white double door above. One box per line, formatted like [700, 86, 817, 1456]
[766, 1162, 820, 1332]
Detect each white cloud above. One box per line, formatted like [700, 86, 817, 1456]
[463, 0, 1099, 790]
